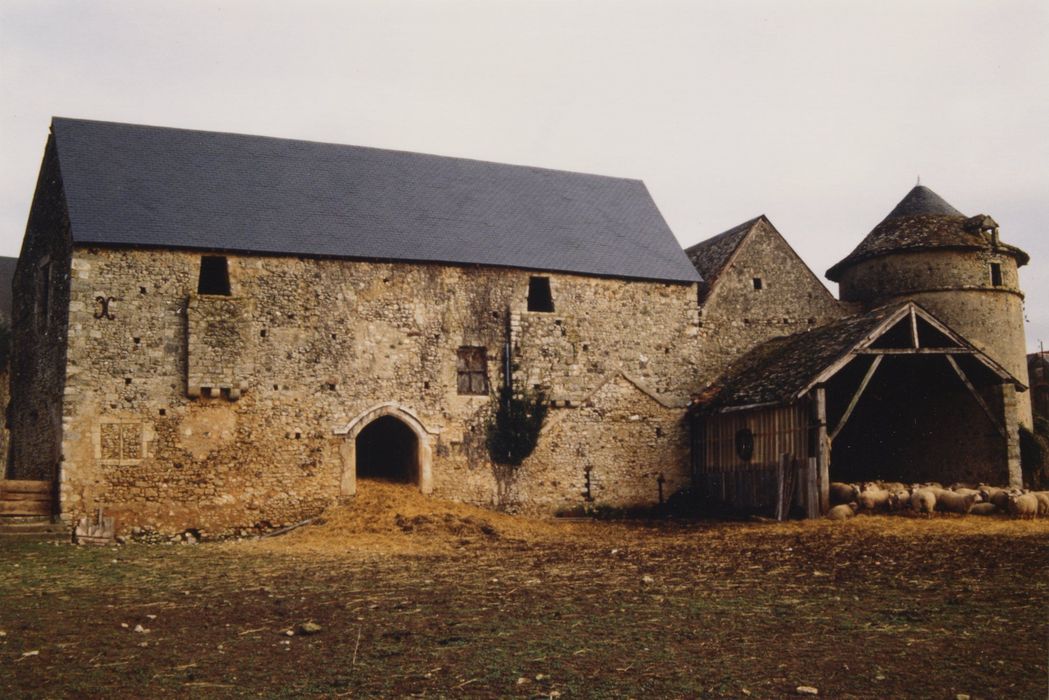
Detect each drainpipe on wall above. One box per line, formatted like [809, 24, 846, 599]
[503, 305, 512, 406]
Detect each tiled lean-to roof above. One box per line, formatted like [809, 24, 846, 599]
[827, 185, 1029, 280]
[693, 301, 1022, 411]
[49, 118, 701, 284]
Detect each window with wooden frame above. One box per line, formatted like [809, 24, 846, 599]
[457, 347, 489, 395]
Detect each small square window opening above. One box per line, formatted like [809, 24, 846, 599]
[527, 276, 554, 312]
[752, 277, 763, 290]
[197, 256, 231, 295]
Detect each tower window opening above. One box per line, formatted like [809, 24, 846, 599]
[197, 256, 231, 295]
[989, 262, 1003, 287]
[752, 277, 763, 290]
[527, 276, 554, 312]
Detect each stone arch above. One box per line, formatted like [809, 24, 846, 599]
[333, 403, 435, 496]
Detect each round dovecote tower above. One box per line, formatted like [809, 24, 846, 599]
[827, 185, 1033, 427]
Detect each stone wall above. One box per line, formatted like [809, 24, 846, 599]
[7, 137, 72, 481]
[837, 249, 1032, 427]
[54, 247, 705, 534]
[697, 218, 845, 379]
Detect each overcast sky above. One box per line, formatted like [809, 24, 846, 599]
[2, 0, 1047, 349]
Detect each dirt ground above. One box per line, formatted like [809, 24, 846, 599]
[2, 482, 1048, 699]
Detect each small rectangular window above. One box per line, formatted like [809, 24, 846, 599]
[989, 262, 1002, 287]
[457, 347, 489, 395]
[527, 276, 554, 312]
[198, 256, 231, 295]
[752, 277, 763, 290]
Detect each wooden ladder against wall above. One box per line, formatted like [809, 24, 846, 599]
[0, 480, 53, 518]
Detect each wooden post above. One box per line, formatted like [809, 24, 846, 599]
[805, 457, 819, 519]
[815, 387, 830, 515]
[775, 453, 786, 521]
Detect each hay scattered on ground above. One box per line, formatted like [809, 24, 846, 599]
[252, 480, 598, 555]
[249, 479, 1049, 557]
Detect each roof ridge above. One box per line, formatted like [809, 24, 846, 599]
[46, 118, 701, 283]
[51, 116, 643, 186]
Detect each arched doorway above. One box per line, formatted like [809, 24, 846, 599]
[355, 415, 418, 483]
[333, 402, 435, 496]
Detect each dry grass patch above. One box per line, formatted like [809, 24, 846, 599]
[2, 485, 1047, 698]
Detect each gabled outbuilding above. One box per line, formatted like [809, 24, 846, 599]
[690, 301, 1026, 517]
[685, 215, 845, 379]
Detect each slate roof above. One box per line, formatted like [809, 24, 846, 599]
[0, 256, 17, 323]
[827, 185, 1029, 281]
[48, 118, 701, 284]
[693, 303, 908, 410]
[684, 216, 761, 299]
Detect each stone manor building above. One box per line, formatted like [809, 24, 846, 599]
[4, 118, 1034, 534]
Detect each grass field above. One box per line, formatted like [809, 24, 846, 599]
[2, 483, 1047, 698]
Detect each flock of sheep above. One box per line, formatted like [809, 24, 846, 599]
[826, 481, 1049, 520]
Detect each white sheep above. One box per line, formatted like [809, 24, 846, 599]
[988, 489, 1013, 511]
[1032, 492, 1049, 517]
[887, 488, 912, 511]
[980, 485, 1007, 506]
[858, 487, 891, 512]
[1008, 493, 1039, 520]
[830, 482, 859, 506]
[910, 489, 937, 515]
[951, 487, 983, 502]
[936, 491, 979, 514]
[826, 503, 858, 520]
[969, 502, 998, 516]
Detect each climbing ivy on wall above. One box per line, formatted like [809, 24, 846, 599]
[486, 386, 548, 467]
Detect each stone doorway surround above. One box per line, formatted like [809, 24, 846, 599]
[333, 402, 436, 496]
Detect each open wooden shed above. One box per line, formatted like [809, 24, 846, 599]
[689, 301, 1025, 518]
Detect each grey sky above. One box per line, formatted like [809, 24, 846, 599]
[2, 0, 1047, 349]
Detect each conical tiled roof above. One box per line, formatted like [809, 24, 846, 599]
[883, 185, 963, 218]
[827, 185, 1028, 281]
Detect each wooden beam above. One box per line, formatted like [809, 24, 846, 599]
[775, 454, 786, 522]
[857, 347, 974, 355]
[814, 387, 830, 515]
[799, 305, 922, 398]
[910, 307, 920, 348]
[945, 355, 1007, 438]
[804, 457, 820, 519]
[830, 355, 882, 442]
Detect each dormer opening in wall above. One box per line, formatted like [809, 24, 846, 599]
[527, 276, 554, 312]
[198, 255, 231, 295]
[989, 262, 1003, 287]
